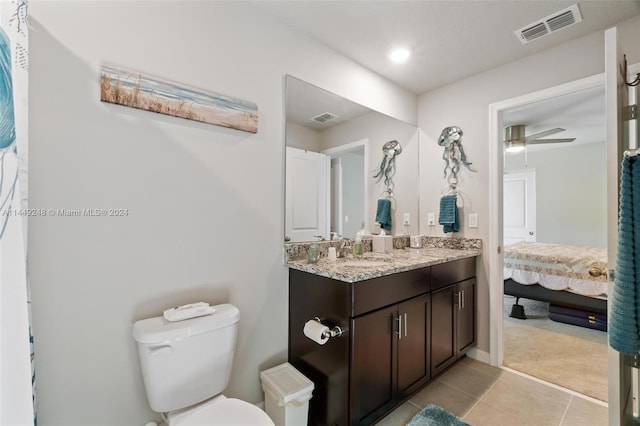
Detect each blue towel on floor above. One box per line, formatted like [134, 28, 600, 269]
[439, 195, 459, 233]
[406, 404, 469, 426]
[375, 198, 392, 231]
[610, 155, 640, 355]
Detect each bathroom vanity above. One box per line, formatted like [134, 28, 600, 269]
[286, 246, 479, 426]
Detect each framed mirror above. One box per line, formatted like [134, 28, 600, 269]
[284, 75, 419, 243]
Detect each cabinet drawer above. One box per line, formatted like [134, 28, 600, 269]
[431, 257, 475, 291]
[352, 267, 430, 317]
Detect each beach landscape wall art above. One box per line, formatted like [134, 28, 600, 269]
[100, 64, 258, 133]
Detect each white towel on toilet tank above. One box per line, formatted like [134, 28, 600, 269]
[163, 302, 216, 321]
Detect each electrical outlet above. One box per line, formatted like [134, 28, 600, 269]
[427, 212, 435, 226]
[403, 213, 411, 226]
[469, 213, 478, 228]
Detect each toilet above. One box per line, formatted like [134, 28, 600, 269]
[132, 303, 274, 426]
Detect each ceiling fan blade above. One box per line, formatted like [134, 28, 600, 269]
[524, 127, 566, 142]
[526, 138, 576, 145]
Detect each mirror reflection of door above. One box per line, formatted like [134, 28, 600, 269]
[503, 169, 537, 245]
[328, 146, 365, 238]
[284, 76, 419, 242]
[285, 147, 330, 242]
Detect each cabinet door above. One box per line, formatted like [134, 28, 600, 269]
[397, 294, 430, 397]
[431, 285, 456, 376]
[350, 306, 397, 426]
[457, 279, 476, 354]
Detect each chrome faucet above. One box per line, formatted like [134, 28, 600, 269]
[314, 235, 326, 241]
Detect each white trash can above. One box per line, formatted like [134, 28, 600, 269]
[260, 362, 314, 426]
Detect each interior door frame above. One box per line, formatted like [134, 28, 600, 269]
[488, 73, 605, 367]
[322, 138, 370, 236]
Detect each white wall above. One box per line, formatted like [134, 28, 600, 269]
[285, 122, 321, 151]
[418, 14, 640, 355]
[28, 2, 416, 425]
[505, 142, 607, 247]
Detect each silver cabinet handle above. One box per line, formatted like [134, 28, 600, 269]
[395, 315, 402, 340]
[404, 313, 408, 337]
[461, 290, 465, 310]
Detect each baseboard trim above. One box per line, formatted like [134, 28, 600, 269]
[466, 347, 490, 364]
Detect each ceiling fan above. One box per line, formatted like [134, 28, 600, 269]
[504, 124, 575, 153]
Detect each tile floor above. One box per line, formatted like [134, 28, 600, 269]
[376, 357, 608, 426]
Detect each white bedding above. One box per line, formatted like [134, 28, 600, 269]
[504, 242, 608, 297]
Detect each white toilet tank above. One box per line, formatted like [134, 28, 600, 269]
[132, 304, 240, 413]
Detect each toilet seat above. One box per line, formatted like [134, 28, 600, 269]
[168, 395, 274, 426]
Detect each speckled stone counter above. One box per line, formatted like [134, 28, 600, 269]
[285, 246, 481, 283]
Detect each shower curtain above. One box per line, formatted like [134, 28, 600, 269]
[0, 0, 33, 424]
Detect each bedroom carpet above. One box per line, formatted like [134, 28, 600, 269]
[503, 296, 608, 402]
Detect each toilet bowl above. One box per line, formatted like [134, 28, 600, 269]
[132, 304, 274, 426]
[167, 395, 273, 426]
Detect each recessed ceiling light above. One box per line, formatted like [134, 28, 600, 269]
[388, 47, 411, 63]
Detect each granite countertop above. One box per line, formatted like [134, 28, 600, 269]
[285, 247, 481, 283]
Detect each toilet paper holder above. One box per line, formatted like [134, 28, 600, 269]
[311, 317, 346, 339]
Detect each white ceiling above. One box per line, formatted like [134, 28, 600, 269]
[286, 76, 373, 130]
[503, 85, 606, 151]
[258, 1, 640, 94]
[274, 1, 623, 150]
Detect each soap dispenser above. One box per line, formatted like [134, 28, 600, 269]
[352, 232, 363, 256]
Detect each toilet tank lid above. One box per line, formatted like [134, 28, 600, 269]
[132, 303, 239, 344]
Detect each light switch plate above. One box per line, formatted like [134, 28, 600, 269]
[427, 212, 435, 226]
[469, 213, 478, 228]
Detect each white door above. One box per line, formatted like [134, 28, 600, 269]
[503, 170, 536, 245]
[285, 147, 330, 242]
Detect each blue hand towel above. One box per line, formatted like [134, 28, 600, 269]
[439, 195, 459, 233]
[610, 155, 640, 355]
[375, 198, 392, 231]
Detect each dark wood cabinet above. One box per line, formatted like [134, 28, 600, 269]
[350, 305, 396, 425]
[430, 284, 456, 376]
[430, 278, 476, 376]
[350, 294, 430, 425]
[396, 295, 431, 396]
[288, 256, 476, 426]
[457, 279, 476, 353]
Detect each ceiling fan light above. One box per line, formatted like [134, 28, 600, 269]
[505, 140, 526, 153]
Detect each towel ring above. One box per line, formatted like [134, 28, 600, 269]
[380, 188, 394, 198]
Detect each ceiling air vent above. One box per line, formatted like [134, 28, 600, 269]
[515, 4, 582, 44]
[311, 112, 338, 123]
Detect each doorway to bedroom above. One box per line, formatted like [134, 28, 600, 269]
[499, 81, 609, 403]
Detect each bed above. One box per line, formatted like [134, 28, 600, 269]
[503, 242, 608, 331]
